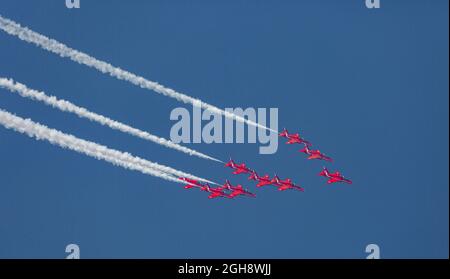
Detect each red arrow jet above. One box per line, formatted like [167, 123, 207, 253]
[248, 171, 273, 187]
[179, 177, 232, 198]
[279, 128, 312, 146]
[271, 175, 305, 192]
[225, 158, 252, 175]
[318, 167, 352, 184]
[220, 180, 256, 198]
[299, 145, 333, 162]
[202, 184, 233, 199]
[179, 177, 204, 189]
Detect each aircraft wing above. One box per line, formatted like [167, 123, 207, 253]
[308, 154, 322, 160]
[256, 181, 272, 187]
[278, 184, 304, 191]
[229, 191, 241, 198]
[327, 178, 340, 184]
[230, 189, 255, 197]
[184, 183, 202, 189]
[208, 192, 222, 199]
[286, 138, 299, 144]
[278, 185, 290, 191]
[233, 168, 247, 174]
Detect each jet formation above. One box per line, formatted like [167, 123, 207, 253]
[179, 177, 256, 199]
[279, 128, 352, 185]
[179, 128, 351, 199]
[226, 159, 305, 192]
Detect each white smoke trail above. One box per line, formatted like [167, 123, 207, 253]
[0, 109, 217, 185]
[0, 15, 277, 133]
[0, 77, 222, 163]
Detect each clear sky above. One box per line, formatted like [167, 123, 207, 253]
[0, 0, 448, 258]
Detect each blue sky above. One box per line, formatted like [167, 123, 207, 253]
[0, 0, 448, 258]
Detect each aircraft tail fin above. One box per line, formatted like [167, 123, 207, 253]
[248, 171, 258, 180]
[279, 128, 289, 137]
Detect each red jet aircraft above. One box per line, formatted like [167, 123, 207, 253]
[299, 145, 333, 162]
[318, 167, 352, 184]
[202, 184, 233, 199]
[271, 175, 305, 192]
[279, 128, 312, 146]
[220, 180, 256, 198]
[225, 159, 252, 175]
[179, 177, 232, 199]
[179, 177, 205, 188]
[248, 171, 273, 187]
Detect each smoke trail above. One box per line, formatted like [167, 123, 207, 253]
[0, 109, 217, 185]
[0, 108, 179, 184]
[0, 77, 222, 163]
[0, 15, 277, 133]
